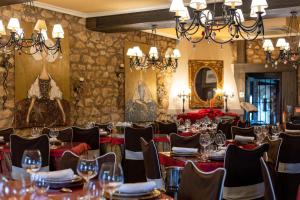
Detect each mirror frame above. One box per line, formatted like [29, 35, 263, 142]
[189, 60, 224, 109]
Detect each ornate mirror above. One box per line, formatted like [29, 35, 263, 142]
[189, 60, 223, 108]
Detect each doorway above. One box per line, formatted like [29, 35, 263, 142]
[245, 73, 281, 125]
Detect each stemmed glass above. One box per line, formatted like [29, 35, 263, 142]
[214, 131, 226, 150]
[49, 129, 59, 149]
[107, 123, 114, 135]
[184, 119, 191, 130]
[77, 156, 99, 200]
[99, 162, 124, 200]
[272, 125, 280, 138]
[199, 133, 211, 161]
[21, 149, 42, 193]
[31, 128, 41, 138]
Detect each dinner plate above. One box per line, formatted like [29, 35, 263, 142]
[171, 152, 198, 157]
[208, 156, 224, 161]
[45, 175, 84, 189]
[111, 189, 161, 200]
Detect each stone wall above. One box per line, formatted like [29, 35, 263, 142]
[0, 4, 176, 130]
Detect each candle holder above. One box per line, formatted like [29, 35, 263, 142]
[178, 89, 191, 114]
[223, 92, 234, 113]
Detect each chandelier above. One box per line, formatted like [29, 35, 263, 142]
[126, 26, 181, 71]
[263, 12, 300, 69]
[0, 18, 64, 56]
[169, 0, 268, 44]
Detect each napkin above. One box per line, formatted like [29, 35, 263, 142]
[0, 136, 4, 141]
[209, 150, 226, 158]
[172, 147, 198, 153]
[117, 181, 156, 194]
[234, 135, 255, 144]
[35, 169, 74, 181]
[71, 143, 91, 155]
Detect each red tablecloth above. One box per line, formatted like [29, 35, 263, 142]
[297, 185, 300, 200]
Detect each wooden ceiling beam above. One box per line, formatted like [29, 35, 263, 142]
[0, 0, 32, 7]
[86, 0, 300, 33]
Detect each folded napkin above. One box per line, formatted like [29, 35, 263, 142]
[35, 169, 74, 181]
[172, 147, 198, 153]
[0, 136, 4, 141]
[71, 143, 91, 155]
[117, 181, 156, 194]
[209, 150, 226, 157]
[234, 135, 255, 144]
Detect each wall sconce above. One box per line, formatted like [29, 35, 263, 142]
[177, 88, 191, 114]
[214, 87, 234, 113]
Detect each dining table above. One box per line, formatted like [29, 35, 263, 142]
[2, 180, 173, 200]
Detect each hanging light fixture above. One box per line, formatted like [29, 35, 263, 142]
[126, 26, 181, 71]
[263, 11, 300, 69]
[169, 0, 268, 44]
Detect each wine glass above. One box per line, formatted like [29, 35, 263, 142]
[33, 175, 49, 195]
[99, 162, 124, 200]
[184, 119, 191, 130]
[214, 132, 226, 150]
[49, 129, 59, 149]
[21, 149, 42, 192]
[272, 125, 280, 138]
[77, 156, 99, 200]
[107, 123, 114, 134]
[199, 133, 211, 161]
[31, 128, 41, 138]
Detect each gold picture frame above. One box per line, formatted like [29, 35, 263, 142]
[189, 60, 224, 108]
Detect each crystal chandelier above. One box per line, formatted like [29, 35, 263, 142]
[169, 0, 268, 44]
[263, 12, 300, 69]
[0, 18, 64, 56]
[126, 26, 181, 71]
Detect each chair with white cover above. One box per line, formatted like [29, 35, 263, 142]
[231, 126, 256, 140]
[140, 138, 164, 190]
[178, 161, 226, 200]
[260, 158, 277, 200]
[276, 133, 300, 200]
[123, 126, 153, 183]
[223, 144, 269, 200]
[10, 134, 49, 180]
[285, 122, 300, 135]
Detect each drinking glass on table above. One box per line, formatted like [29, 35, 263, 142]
[21, 149, 42, 192]
[272, 125, 280, 138]
[33, 175, 50, 195]
[107, 123, 114, 134]
[214, 131, 226, 150]
[49, 129, 59, 149]
[99, 162, 124, 200]
[77, 156, 99, 200]
[199, 133, 211, 161]
[31, 128, 41, 138]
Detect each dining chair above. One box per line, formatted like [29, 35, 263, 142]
[123, 126, 153, 183]
[169, 133, 201, 149]
[231, 126, 256, 139]
[95, 122, 112, 132]
[72, 126, 100, 156]
[260, 158, 277, 200]
[140, 138, 164, 190]
[156, 121, 177, 135]
[223, 143, 269, 200]
[217, 121, 233, 139]
[0, 127, 14, 142]
[276, 133, 300, 200]
[263, 136, 282, 168]
[178, 161, 226, 200]
[10, 134, 50, 180]
[285, 122, 300, 135]
[60, 150, 116, 177]
[57, 127, 73, 142]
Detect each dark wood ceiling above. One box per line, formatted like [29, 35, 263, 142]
[86, 0, 300, 33]
[0, 0, 31, 7]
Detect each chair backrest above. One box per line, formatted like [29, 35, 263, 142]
[169, 133, 200, 149]
[124, 126, 153, 183]
[217, 121, 233, 139]
[156, 121, 177, 135]
[140, 138, 163, 189]
[0, 128, 14, 142]
[10, 134, 50, 180]
[95, 123, 112, 132]
[260, 158, 277, 200]
[285, 122, 300, 130]
[178, 161, 226, 200]
[60, 151, 116, 177]
[72, 126, 99, 150]
[42, 127, 50, 136]
[223, 144, 269, 200]
[57, 127, 73, 142]
[263, 136, 282, 167]
[231, 126, 255, 139]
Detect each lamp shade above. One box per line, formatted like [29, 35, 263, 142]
[190, 0, 207, 10]
[149, 47, 159, 59]
[165, 48, 173, 58]
[170, 0, 185, 13]
[224, 0, 243, 7]
[41, 29, 48, 41]
[52, 24, 64, 39]
[133, 46, 143, 57]
[235, 9, 244, 22]
[251, 0, 268, 12]
[127, 48, 135, 57]
[7, 18, 20, 32]
[276, 38, 287, 48]
[262, 39, 274, 51]
[299, 41, 300, 47]
[179, 7, 190, 21]
[284, 42, 290, 51]
[250, 7, 266, 18]
[173, 49, 181, 58]
[200, 10, 212, 24]
[34, 20, 47, 32]
[0, 20, 6, 36]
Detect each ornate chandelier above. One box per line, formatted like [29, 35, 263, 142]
[0, 18, 64, 56]
[126, 26, 181, 71]
[169, 0, 268, 44]
[263, 12, 300, 69]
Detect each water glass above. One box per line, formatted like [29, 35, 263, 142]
[31, 128, 41, 138]
[199, 133, 211, 161]
[107, 123, 114, 134]
[99, 162, 124, 200]
[49, 129, 59, 149]
[33, 175, 49, 195]
[214, 132, 226, 150]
